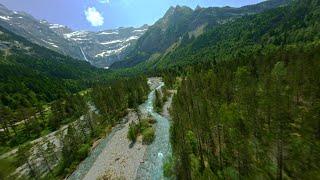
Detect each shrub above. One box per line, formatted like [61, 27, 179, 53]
[77, 143, 90, 160]
[139, 119, 151, 132]
[147, 118, 156, 124]
[127, 118, 156, 144]
[127, 122, 138, 142]
[163, 156, 175, 178]
[142, 127, 155, 145]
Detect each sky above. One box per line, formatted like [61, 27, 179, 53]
[0, 0, 264, 31]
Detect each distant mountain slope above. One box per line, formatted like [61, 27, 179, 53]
[0, 4, 84, 60]
[0, 24, 99, 109]
[0, 4, 148, 68]
[111, 0, 292, 69]
[62, 25, 148, 68]
[154, 0, 320, 69]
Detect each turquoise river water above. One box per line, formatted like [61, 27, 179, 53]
[69, 81, 172, 180]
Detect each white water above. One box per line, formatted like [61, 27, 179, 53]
[80, 47, 89, 62]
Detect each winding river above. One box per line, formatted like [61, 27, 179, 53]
[136, 81, 172, 180]
[68, 78, 172, 180]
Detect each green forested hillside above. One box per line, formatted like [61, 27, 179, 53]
[111, 0, 292, 69]
[0, 24, 105, 164]
[167, 42, 320, 179]
[109, 0, 319, 77]
[52, 77, 149, 178]
[156, 0, 320, 69]
[0, 25, 100, 109]
[0, 26, 150, 177]
[0, 0, 319, 179]
[163, 0, 320, 179]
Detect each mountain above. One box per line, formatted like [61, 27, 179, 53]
[110, 0, 292, 69]
[0, 4, 148, 68]
[0, 4, 84, 60]
[62, 25, 148, 68]
[0, 23, 100, 109]
[164, 0, 320, 179]
[152, 0, 320, 69]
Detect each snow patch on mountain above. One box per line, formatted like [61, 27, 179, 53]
[95, 51, 109, 58]
[72, 38, 90, 41]
[40, 20, 48, 24]
[41, 39, 59, 48]
[99, 31, 118, 35]
[133, 29, 148, 32]
[0, 3, 148, 67]
[125, 36, 139, 42]
[50, 24, 66, 29]
[0, 16, 11, 21]
[95, 44, 130, 58]
[64, 31, 89, 39]
[100, 40, 123, 45]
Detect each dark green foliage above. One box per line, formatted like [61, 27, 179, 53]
[0, 94, 88, 155]
[128, 122, 138, 142]
[154, 89, 163, 113]
[170, 42, 320, 179]
[142, 127, 155, 145]
[111, 0, 292, 69]
[57, 125, 82, 175]
[155, 0, 320, 69]
[163, 156, 176, 178]
[1, 1, 319, 180]
[110, 0, 319, 76]
[16, 143, 37, 178]
[76, 144, 91, 161]
[0, 159, 14, 180]
[127, 118, 155, 144]
[0, 25, 100, 110]
[0, 76, 149, 179]
[154, 86, 171, 113]
[91, 76, 149, 124]
[163, 73, 176, 89]
[48, 94, 88, 131]
[55, 125, 91, 177]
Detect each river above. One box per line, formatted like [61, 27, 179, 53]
[68, 78, 172, 180]
[136, 80, 172, 180]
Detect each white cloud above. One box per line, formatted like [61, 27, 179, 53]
[84, 7, 104, 27]
[98, 0, 110, 4]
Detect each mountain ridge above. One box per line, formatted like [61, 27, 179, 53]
[0, 4, 148, 68]
[110, 0, 293, 69]
[0, 22, 101, 109]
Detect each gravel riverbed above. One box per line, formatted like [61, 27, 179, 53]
[69, 78, 165, 180]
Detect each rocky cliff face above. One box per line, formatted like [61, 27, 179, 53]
[62, 25, 148, 68]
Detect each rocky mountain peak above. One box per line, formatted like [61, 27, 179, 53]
[0, 3, 149, 68]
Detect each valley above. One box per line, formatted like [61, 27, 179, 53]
[1, 0, 320, 179]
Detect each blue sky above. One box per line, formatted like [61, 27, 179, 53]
[0, 0, 264, 31]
